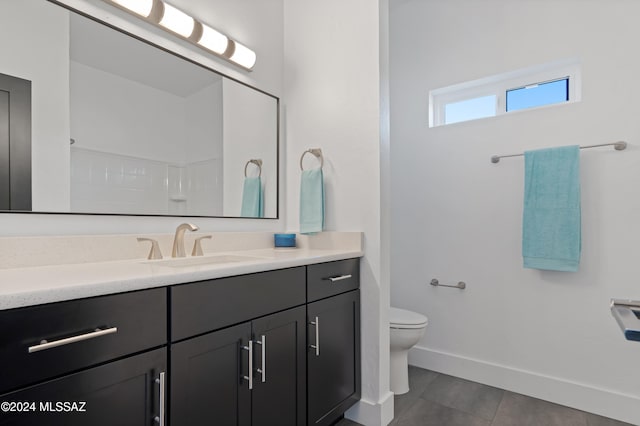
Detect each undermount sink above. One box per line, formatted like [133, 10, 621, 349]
[145, 254, 263, 268]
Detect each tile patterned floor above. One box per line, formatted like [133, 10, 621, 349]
[336, 366, 634, 426]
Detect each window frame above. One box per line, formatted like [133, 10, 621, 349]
[429, 59, 581, 127]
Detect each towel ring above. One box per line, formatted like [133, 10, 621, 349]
[300, 148, 324, 171]
[244, 159, 263, 177]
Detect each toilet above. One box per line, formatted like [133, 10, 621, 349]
[389, 307, 428, 395]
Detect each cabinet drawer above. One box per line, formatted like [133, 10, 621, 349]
[307, 258, 360, 302]
[0, 288, 167, 393]
[171, 267, 306, 342]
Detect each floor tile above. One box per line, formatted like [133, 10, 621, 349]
[585, 413, 635, 426]
[491, 391, 587, 426]
[420, 373, 504, 420]
[394, 366, 440, 417]
[395, 398, 491, 426]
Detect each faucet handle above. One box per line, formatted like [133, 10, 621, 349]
[192, 235, 212, 256]
[137, 237, 163, 260]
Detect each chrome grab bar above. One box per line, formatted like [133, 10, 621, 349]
[430, 278, 466, 290]
[28, 327, 118, 353]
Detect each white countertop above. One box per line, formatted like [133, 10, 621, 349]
[0, 247, 363, 310]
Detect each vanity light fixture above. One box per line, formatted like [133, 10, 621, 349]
[197, 24, 229, 55]
[158, 2, 195, 38]
[110, 0, 154, 17]
[102, 0, 256, 70]
[229, 40, 257, 70]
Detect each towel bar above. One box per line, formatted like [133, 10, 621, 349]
[300, 148, 324, 171]
[430, 279, 466, 290]
[244, 159, 262, 177]
[491, 141, 627, 163]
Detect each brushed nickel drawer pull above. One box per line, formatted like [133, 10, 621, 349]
[309, 317, 320, 356]
[154, 371, 166, 426]
[28, 327, 118, 353]
[255, 335, 266, 383]
[324, 274, 352, 282]
[242, 341, 254, 390]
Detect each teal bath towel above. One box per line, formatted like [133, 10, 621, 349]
[523, 145, 581, 272]
[240, 177, 263, 218]
[300, 168, 324, 234]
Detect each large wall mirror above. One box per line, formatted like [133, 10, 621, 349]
[0, 0, 278, 218]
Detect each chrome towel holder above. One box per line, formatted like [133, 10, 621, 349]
[300, 148, 324, 171]
[244, 159, 262, 177]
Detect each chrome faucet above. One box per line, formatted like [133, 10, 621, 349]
[172, 223, 199, 257]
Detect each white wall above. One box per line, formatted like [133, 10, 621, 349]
[390, 1, 640, 424]
[222, 79, 278, 218]
[70, 61, 186, 163]
[0, 0, 284, 236]
[0, 1, 70, 212]
[283, 1, 392, 425]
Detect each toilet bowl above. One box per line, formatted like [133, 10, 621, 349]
[389, 307, 428, 395]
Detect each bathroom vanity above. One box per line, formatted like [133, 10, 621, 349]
[0, 253, 361, 426]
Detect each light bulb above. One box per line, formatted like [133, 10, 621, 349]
[111, 0, 153, 17]
[158, 2, 195, 38]
[229, 41, 256, 70]
[198, 24, 229, 55]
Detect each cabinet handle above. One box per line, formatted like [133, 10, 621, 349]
[28, 327, 118, 353]
[242, 340, 254, 390]
[309, 317, 320, 356]
[255, 335, 266, 383]
[324, 274, 352, 282]
[154, 372, 166, 426]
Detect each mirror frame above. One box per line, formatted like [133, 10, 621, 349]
[1, 0, 280, 220]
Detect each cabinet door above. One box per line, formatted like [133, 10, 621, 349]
[251, 306, 306, 426]
[171, 322, 252, 426]
[307, 290, 361, 426]
[0, 348, 166, 426]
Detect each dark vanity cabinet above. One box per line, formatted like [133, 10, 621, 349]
[307, 260, 361, 426]
[1, 258, 360, 426]
[170, 268, 308, 426]
[0, 288, 167, 426]
[0, 348, 166, 426]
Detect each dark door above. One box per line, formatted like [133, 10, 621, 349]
[0, 73, 31, 211]
[307, 290, 361, 426]
[0, 348, 166, 426]
[171, 322, 252, 426]
[252, 306, 306, 426]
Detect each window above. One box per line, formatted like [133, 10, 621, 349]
[429, 59, 581, 127]
[444, 95, 496, 125]
[506, 78, 568, 112]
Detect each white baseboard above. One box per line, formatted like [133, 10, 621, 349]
[408, 345, 640, 426]
[345, 391, 395, 426]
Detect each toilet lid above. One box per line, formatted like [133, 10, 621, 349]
[390, 307, 428, 328]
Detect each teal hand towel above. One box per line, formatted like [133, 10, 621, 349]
[240, 177, 263, 218]
[523, 145, 581, 272]
[300, 168, 324, 234]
